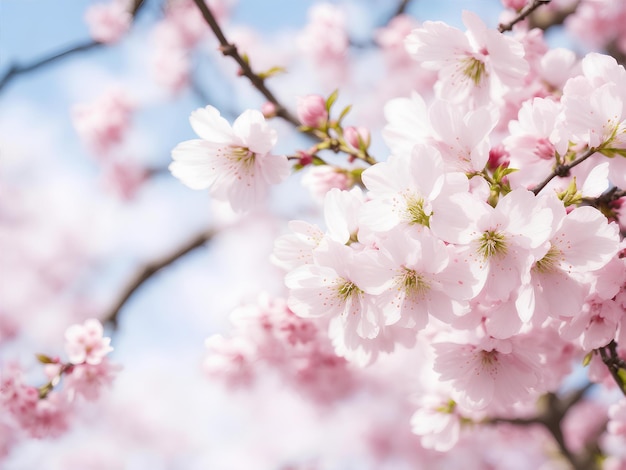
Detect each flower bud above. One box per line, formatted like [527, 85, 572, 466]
[297, 94, 328, 128]
[344, 126, 371, 150]
[261, 102, 277, 119]
[501, 0, 527, 10]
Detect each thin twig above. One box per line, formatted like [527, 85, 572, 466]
[0, 0, 146, 94]
[102, 230, 214, 329]
[191, 0, 299, 126]
[498, 0, 552, 33]
[531, 147, 598, 195]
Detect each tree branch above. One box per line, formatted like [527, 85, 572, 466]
[527, 0, 580, 31]
[531, 147, 598, 195]
[489, 384, 598, 470]
[191, 0, 300, 126]
[102, 230, 214, 329]
[498, 0, 552, 33]
[0, 0, 146, 94]
[393, 0, 412, 17]
[599, 341, 626, 396]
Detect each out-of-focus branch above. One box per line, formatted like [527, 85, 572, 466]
[498, 0, 552, 33]
[0, 0, 146, 94]
[489, 384, 598, 470]
[528, 0, 580, 30]
[393, 0, 412, 17]
[0, 41, 102, 93]
[191, 0, 300, 127]
[606, 41, 626, 67]
[102, 230, 214, 329]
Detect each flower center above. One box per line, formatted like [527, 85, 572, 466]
[477, 230, 507, 259]
[401, 267, 430, 297]
[228, 145, 255, 165]
[404, 194, 430, 227]
[480, 349, 499, 366]
[337, 281, 361, 302]
[533, 245, 560, 274]
[461, 57, 487, 86]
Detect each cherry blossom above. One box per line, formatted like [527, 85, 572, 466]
[65, 319, 113, 366]
[405, 10, 529, 106]
[169, 106, 290, 211]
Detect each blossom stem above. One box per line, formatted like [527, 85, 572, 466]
[531, 146, 598, 195]
[102, 230, 214, 328]
[0, 0, 145, 94]
[498, 0, 552, 33]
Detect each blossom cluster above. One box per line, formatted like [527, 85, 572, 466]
[204, 295, 358, 404]
[0, 319, 118, 451]
[175, 5, 626, 457]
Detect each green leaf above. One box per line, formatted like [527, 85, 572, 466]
[36, 354, 55, 364]
[257, 66, 287, 80]
[582, 351, 593, 367]
[325, 89, 339, 112]
[337, 105, 352, 123]
[618, 368, 626, 393]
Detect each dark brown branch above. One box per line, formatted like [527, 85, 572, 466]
[191, 0, 300, 126]
[0, 41, 102, 93]
[498, 0, 552, 33]
[527, 0, 579, 30]
[489, 384, 598, 470]
[102, 230, 214, 329]
[393, 0, 412, 17]
[532, 147, 598, 195]
[599, 341, 626, 396]
[0, 0, 146, 94]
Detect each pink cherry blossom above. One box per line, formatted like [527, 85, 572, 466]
[286, 240, 385, 343]
[360, 145, 465, 233]
[63, 358, 121, 401]
[433, 336, 543, 411]
[373, 228, 482, 329]
[521, 201, 620, 322]
[170, 106, 290, 211]
[411, 395, 463, 451]
[72, 89, 134, 157]
[431, 188, 553, 317]
[64, 318, 113, 365]
[297, 3, 348, 64]
[301, 165, 351, 202]
[405, 11, 529, 106]
[608, 399, 626, 436]
[84, 1, 132, 45]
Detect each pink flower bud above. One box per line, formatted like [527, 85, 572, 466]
[297, 150, 313, 167]
[488, 145, 510, 169]
[261, 102, 277, 119]
[534, 137, 556, 160]
[501, 0, 527, 10]
[296, 95, 328, 127]
[344, 126, 370, 149]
